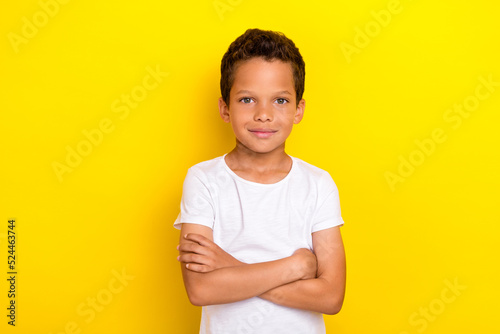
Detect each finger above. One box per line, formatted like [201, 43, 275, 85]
[184, 233, 214, 247]
[178, 253, 207, 265]
[178, 242, 209, 256]
[185, 263, 212, 273]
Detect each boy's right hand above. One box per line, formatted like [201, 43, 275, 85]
[178, 233, 244, 273]
[292, 248, 318, 280]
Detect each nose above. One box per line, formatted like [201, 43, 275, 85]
[254, 103, 273, 122]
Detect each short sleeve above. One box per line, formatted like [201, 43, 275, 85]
[311, 174, 344, 233]
[173, 167, 215, 230]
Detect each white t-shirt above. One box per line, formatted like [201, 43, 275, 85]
[174, 154, 344, 334]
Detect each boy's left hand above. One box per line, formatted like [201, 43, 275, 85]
[177, 233, 244, 273]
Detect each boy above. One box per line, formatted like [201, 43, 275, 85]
[174, 28, 346, 333]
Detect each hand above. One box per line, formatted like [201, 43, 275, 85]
[177, 233, 244, 273]
[292, 248, 318, 280]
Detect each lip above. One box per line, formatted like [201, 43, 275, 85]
[248, 128, 277, 139]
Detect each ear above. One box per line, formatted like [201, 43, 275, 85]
[293, 99, 305, 124]
[218, 97, 230, 123]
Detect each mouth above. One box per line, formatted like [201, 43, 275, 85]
[248, 128, 277, 139]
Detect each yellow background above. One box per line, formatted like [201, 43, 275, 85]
[1, 0, 499, 333]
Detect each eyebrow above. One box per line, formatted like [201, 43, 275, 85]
[235, 90, 292, 95]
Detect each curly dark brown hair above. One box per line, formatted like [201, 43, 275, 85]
[220, 28, 305, 107]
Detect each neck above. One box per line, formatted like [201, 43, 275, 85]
[226, 141, 290, 173]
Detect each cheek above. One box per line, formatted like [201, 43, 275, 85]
[278, 118, 294, 133]
[230, 116, 246, 134]
[282, 111, 297, 125]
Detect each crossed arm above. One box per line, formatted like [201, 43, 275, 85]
[177, 223, 346, 315]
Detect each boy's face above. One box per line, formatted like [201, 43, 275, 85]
[218, 57, 305, 156]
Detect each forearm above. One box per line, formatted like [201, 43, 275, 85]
[259, 277, 344, 315]
[182, 255, 304, 306]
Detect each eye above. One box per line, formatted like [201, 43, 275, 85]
[275, 98, 289, 105]
[239, 97, 254, 104]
